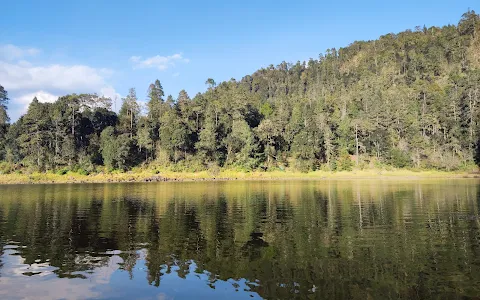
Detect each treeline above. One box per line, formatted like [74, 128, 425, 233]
[1, 11, 480, 173]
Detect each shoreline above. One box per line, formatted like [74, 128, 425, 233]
[0, 169, 479, 185]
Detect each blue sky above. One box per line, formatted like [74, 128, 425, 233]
[0, 0, 478, 120]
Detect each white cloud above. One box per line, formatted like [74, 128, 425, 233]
[0, 44, 40, 61]
[9, 90, 58, 119]
[100, 85, 122, 112]
[129, 53, 189, 70]
[17, 90, 58, 105]
[0, 61, 109, 91]
[0, 251, 123, 300]
[173, 72, 180, 77]
[0, 44, 119, 121]
[100, 86, 121, 102]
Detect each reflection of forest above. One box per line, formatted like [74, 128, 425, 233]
[0, 180, 479, 299]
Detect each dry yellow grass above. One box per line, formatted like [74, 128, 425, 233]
[0, 168, 477, 185]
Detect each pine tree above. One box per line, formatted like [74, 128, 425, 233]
[119, 88, 140, 138]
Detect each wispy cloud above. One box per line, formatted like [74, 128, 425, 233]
[0, 44, 119, 121]
[0, 61, 111, 91]
[129, 53, 189, 71]
[0, 44, 40, 61]
[15, 90, 58, 115]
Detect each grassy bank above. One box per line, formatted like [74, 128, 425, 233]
[0, 168, 478, 184]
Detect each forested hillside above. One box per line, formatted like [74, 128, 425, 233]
[1, 11, 480, 174]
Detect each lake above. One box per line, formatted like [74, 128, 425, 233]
[0, 180, 479, 299]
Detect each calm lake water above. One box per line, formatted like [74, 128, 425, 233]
[0, 180, 480, 299]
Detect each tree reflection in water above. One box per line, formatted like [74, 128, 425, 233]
[0, 180, 479, 299]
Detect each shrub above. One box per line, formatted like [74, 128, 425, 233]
[293, 158, 315, 173]
[56, 168, 69, 175]
[388, 149, 413, 168]
[77, 168, 90, 176]
[335, 150, 354, 171]
[207, 162, 220, 176]
[0, 161, 15, 174]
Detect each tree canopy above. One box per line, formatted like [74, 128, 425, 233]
[1, 11, 480, 173]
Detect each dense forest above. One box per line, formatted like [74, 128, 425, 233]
[1, 11, 480, 174]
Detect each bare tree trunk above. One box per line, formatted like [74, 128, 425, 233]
[130, 109, 133, 139]
[355, 124, 359, 166]
[36, 125, 40, 169]
[55, 120, 58, 167]
[72, 108, 75, 136]
[422, 92, 426, 137]
[469, 90, 474, 142]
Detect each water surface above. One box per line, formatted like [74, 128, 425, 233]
[0, 180, 479, 299]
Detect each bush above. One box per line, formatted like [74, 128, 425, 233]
[77, 153, 96, 174]
[56, 168, 69, 175]
[293, 158, 316, 173]
[335, 150, 354, 171]
[77, 168, 90, 176]
[388, 149, 412, 168]
[155, 148, 171, 167]
[0, 161, 16, 174]
[207, 162, 220, 176]
[319, 163, 333, 171]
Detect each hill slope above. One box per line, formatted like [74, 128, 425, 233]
[1, 10, 480, 173]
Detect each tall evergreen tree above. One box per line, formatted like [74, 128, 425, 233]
[0, 85, 9, 125]
[1, 11, 480, 172]
[119, 88, 140, 138]
[0, 85, 9, 160]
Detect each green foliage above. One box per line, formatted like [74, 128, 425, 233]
[76, 168, 90, 176]
[0, 85, 9, 125]
[259, 102, 273, 118]
[56, 168, 69, 175]
[292, 158, 316, 173]
[388, 149, 413, 168]
[100, 126, 117, 169]
[195, 117, 217, 164]
[160, 110, 189, 162]
[115, 134, 136, 171]
[1, 12, 480, 173]
[118, 88, 140, 137]
[0, 161, 16, 174]
[335, 150, 354, 171]
[207, 162, 221, 176]
[137, 117, 154, 161]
